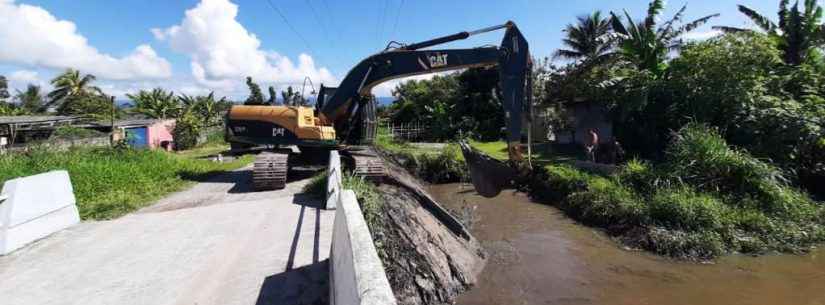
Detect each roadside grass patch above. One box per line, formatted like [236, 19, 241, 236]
[0, 146, 252, 220]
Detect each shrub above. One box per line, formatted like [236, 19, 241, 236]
[564, 177, 646, 228]
[172, 114, 202, 151]
[648, 188, 729, 231]
[663, 123, 817, 217]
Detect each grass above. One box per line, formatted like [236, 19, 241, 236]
[0, 143, 252, 220]
[525, 124, 825, 259]
[378, 124, 825, 259]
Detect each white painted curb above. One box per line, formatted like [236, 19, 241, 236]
[0, 170, 80, 255]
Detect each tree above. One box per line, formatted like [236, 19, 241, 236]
[46, 69, 103, 114]
[127, 88, 179, 119]
[281, 86, 298, 106]
[14, 84, 44, 114]
[267, 86, 278, 105]
[610, 0, 719, 76]
[244, 76, 265, 105]
[0, 76, 9, 103]
[553, 11, 614, 66]
[178, 92, 228, 126]
[713, 0, 825, 66]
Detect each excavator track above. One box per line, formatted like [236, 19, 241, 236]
[252, 152, 289, 191]
[347, 148, 386, 181]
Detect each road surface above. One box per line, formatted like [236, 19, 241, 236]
[0, 166, 333, 305]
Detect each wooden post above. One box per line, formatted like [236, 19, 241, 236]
[110, 96, 115, 146]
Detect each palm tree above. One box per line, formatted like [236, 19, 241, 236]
[713, 0, 825, 66]
[46, 69, 102, 112]
[14, 84, 44, 114]
[553, 11, 614, 66]
[610, 0, 720, 76]
[127, 88, 179, 119]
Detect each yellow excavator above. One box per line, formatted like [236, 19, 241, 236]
[225, 21, 532, 196]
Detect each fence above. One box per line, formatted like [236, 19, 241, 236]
[326, 151, 397, 305]
[386, 121, 427, 141]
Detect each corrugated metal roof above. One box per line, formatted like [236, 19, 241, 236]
[0, 115, 82, 124]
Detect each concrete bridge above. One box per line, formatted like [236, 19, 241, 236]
[0, 152, 395, 305]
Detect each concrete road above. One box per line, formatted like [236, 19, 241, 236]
[0, 166, 333, 305]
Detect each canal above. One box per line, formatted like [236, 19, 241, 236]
[429, 183, 825, 305]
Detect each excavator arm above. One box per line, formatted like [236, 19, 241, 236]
[316, 21, 533, 197]
[317, 21, 531, 148]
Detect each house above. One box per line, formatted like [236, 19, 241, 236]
[538, 100, 613, 145]
[112, 119, 176, 150]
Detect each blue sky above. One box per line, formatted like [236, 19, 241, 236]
[0, 0, 778, 99]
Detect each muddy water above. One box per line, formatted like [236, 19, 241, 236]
[429, 184, 825, 305]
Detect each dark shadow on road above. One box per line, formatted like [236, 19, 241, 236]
[286, 205, 306, 271]
[255, 259, 329, 305]
[292, 194, 325, 209]
[255, 200, 329, 305]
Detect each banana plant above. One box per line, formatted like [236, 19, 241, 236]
[713, 0, 825, 66]
[610, 0, 719, 77]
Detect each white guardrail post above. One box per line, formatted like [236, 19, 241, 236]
[327, 150, 397, 305]
[1, 170, 80, 255]
[326, 150, 343, 210]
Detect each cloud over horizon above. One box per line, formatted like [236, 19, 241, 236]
[152, 0, 336, 93]
[0, 0, 171, 80]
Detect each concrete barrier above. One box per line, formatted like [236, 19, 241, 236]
[328, 151, 397, 305]
[0, 170, 80, 255]
[326, 150, 343, 210]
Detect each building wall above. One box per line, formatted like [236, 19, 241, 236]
[146, 119, 175, 150]
[553, 102, 612, 145]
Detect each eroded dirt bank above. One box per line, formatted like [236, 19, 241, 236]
[371, 155, 486, 305]
[430, 183, 825, 305]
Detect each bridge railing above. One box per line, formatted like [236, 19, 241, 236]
[327, 151, 397, 305]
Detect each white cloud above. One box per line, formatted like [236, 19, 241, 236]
[8, 70, 38, 83]
[682, 30, 722, 41]
[0, 0, 171, 80]
[153, 0, 335, 91]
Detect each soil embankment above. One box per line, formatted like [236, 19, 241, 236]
[372, 153, 486, 305]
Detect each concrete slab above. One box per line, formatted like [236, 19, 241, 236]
[0, 167, 333, 305]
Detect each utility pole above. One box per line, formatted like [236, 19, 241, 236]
[110, 95, 115, 146]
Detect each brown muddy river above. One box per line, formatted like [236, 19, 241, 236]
[429, 183, 825, 305]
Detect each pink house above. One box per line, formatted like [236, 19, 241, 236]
[114, 119, 176, 150]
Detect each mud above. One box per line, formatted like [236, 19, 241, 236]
[430, 183, 825, 305]
[372, 155, 486, 305]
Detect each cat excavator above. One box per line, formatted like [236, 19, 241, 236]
[225, 21, 532, 196]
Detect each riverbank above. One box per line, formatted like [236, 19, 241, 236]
[377, 124, 825, 260]
[0, 144, 253, 220]
[430, 183, 825, 305]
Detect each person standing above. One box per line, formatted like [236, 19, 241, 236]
[585, 128, 599, 162]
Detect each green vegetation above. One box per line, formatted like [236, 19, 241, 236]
[51, 126, 105, 140]
[522, 124, 825, 259]
[0, 146, 253, 220]
[376, 129, 468, 183]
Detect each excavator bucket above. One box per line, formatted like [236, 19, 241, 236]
[459, 141, 518, 198]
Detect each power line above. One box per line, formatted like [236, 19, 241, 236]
[304, 0, 335, 50]
[264, 0, 326, 67]
[390, 0, 405, 40]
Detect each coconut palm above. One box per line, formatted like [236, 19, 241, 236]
[713, 0, 825, 66]
[553, 11, 614, 66]
[610, 0, 720, 76]
[14, 84, 44, 114]
[45, 69, 102, 112]
[127, 88, 179, 119]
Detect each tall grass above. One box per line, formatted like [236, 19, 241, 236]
[527, 123, 825, 259]
[0, 146, 252, 220]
